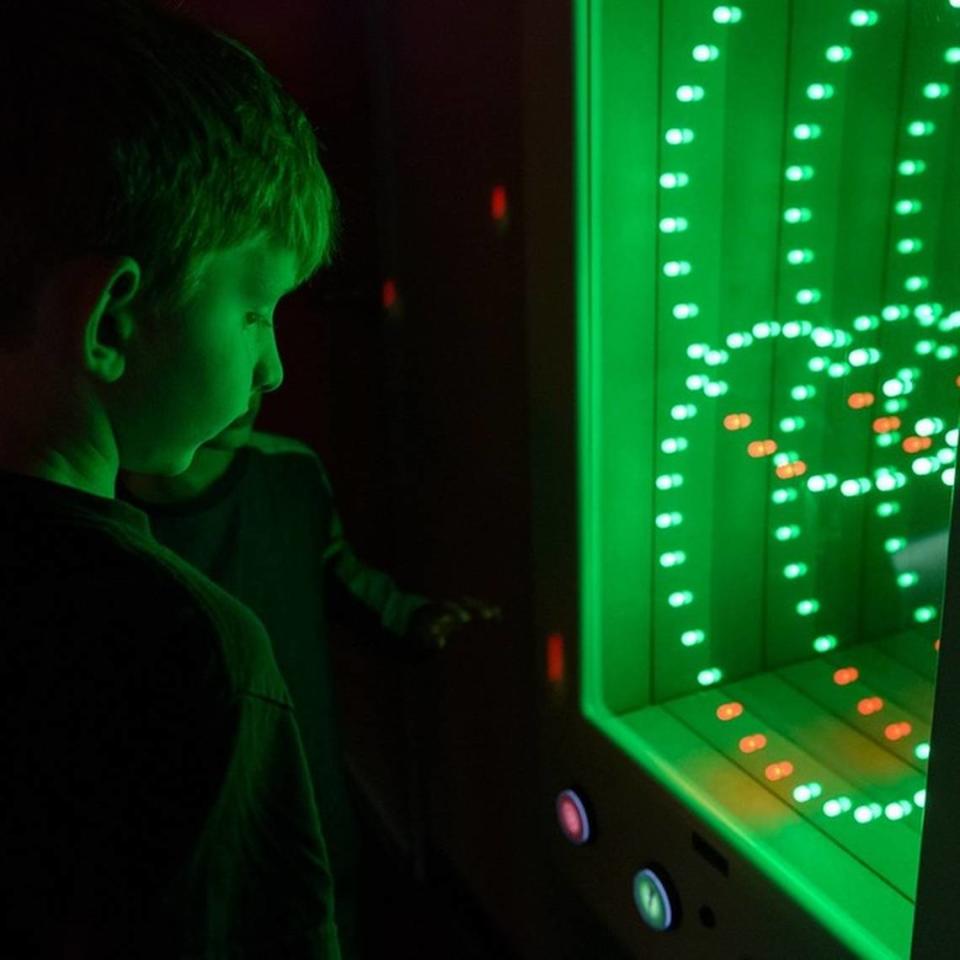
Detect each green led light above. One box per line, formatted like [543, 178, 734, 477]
[853, 314, 880, 331]
[672, 303, 698, 319]
[884, 801, 911, 822]
[796, 599, 820, 616]
[796, 289, 821, 305]
[840, 478, 871, 497]
[697, 667, 722, 686]
[813, 634, 838, 653]
[775, 525, 801, 542]
[681, 629, 705, 647]
[897, 238, 922, 254]
[783, 562, 808, 579]
[947, 47, 960, 64]
[786, 248, 814, 264]
[713, 6, 743, 24]
[897, 571, 919, 588]
[660, 437, 688, 454]
[915, 742, 930, 761]
[808, 357, 827, 372]
[668, 590, 694, 608]
[905, 276, 929, 292]
[665, 128, 695, 145]
[663, 260, 692, 277]
[656, 473, 684, 490]
[659, 172, 690, 189]
[659, 216, 689, 233]
[726, 332, 753, 348]
[850, 9, 879, 27]
[936, 344, 959, 360]
[670, 403, 697, 420]
[784, 207, 812, 223]
[907, 120, 935, 137]
[914, 789, 927, 807]
[884, 537, 907, 553]
[676, 85, 705, 102]
[876, 501, 901, 517]
[793, 782, 823, 803]
[771, 488, 798, 505]
[895, 199, 922, 215]
[913, 605, 937, 623]
[792, 124, 821, 140]
[785, 164, 814, 181]
[692, 44, 720, 62]
[898, 160, 926, 175]
[823, 796, 852, 818]
[923, 82, 950, 99]
[915, 340, 936, 355]
[659, 550, 687, 568]
[826, 45, 853, 62]
[806, 83, 834, 100]
[655, 512, 682, 529]
[854, 803, 882, 824]
[779, 417, 805, 432]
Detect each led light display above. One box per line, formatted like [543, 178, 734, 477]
[576, 2, 960, 956]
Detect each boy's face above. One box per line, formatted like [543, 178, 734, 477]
[105, 234, 297, 477]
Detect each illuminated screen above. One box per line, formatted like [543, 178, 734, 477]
[576, 1, 960, 955]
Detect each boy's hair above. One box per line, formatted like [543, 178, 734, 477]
[0, 0, 338, 351]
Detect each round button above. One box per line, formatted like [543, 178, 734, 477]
[632, 866, 677, 931]
[555, 788, 591, 845]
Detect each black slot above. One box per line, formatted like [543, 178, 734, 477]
[692, 831, 729, 877]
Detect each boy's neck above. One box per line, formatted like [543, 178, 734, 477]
[120, 445, 237, 504]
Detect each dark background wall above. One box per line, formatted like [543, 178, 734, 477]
[165, 1, 592, 958]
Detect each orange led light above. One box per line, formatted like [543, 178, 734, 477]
[739, 734, 767, 754]
[716, 702, 743, 721]
[776, 460, 807, 480]
[884, 721, 913, 742]
[748, 439, 778, 457]
[765, 761, 794, 782]
[833, 667, 859, 686]
[724, 413, 753, 431]
[848, 392, 875, 409]
[955, 374, 960, 388]
[872, 416, 901, 434]
[857, 696, 884, 716]
[935, 638, 941, 651]
[902, 435, 933, 454]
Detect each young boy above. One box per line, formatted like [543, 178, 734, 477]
[0, 1, 342, 955]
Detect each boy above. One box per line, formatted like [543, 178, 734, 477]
[0, 1, 341, 955]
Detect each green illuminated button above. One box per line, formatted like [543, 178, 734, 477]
[632, 867, 677, 931]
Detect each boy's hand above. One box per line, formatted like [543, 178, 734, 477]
[407, 595, 503, 653]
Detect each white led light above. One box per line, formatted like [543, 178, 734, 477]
[713, 6, 743, 24]
[673, 303, 699, 319]
[806, 83, 835, 100]
[665, 127, 695, 144]
[793, 123, 822, 140]
[677, 85, 705, 102]
[943, 467, 956, 487]
[826, 45, 853, 62]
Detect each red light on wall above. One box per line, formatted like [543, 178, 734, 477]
[765, 761, 794, 782]
[381, 278, 398, 310]
[547, 632, 565, 684]
[873, 416, 901, 434]
[857, 696, 884, 716]
[739, 734, 767, 754]
[884, 721, 913, 742]
[724, 413, 752, 430]
[776, 460, 807, 480]
[902, 435, 933, 454]
[716, 702, 743, 721]
[833, 667, 859, 686]
[747, 439, 778, 457]
[490, 184, 509, 222]
[848, 392, 875, 409]
[935, 638, 941, 651]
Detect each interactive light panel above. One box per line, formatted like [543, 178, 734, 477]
[575, 1, 960, 956]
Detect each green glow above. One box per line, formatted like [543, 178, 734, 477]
[813, 635, 838, 653]
[896, 571, 919, 588]
[697, 667, 722, 686]
[914, 742, 930, 761]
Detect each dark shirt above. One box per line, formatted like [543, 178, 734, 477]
[0, 466, 340, 959]
[116, 431, 430, 959]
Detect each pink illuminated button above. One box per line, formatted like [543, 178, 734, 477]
[556, 789, 591, 845]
